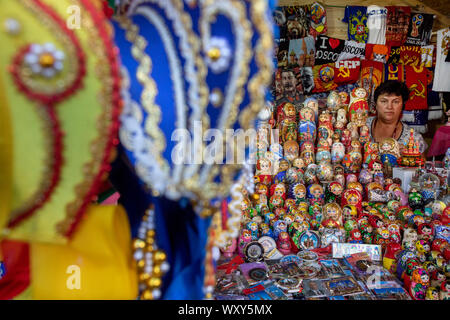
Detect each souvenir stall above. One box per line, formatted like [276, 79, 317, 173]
[213, 0, 450, 300]
[0, 0, 449, 302]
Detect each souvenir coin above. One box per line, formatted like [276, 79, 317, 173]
[244, 241, 264, 262]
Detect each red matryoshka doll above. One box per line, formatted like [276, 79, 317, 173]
[269, 194, 284, 211]
[348, 229, 363, 243]
[256, 157, 273, 186]
[307, 184, 325, 206]
[338, 91, 350, 109]
[441, 206, 450, 225]
[276, 102, 297, 126]
[341, 189, 363, 215]
[284, 140, 299, 162]
[238, 229, 253, 257]
[440, 280, 450, 300]
[363, 141, 380, 164]
[325, 181, 344, 203]
[383, 242, 402, 272]
[270, 182, 287, 200]
[341, 128, 352, 150]
[348, 87, 369, 127]
[318, 110, 333, 130]
[321, 203, 344, 229]
[300, 141, 315, 166]
[274, 207, 287, 220]
[418, 223, 434, 242]
[277, 231, 292, 255]
[374, 226, 391, 247]
[347, 182, 364, 197]
[410, 268, 430, 300]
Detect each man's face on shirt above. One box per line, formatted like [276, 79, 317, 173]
[376, 93, 403, 124]
[281, 71, 297, 96]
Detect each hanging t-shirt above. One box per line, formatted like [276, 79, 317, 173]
[300, 66, 315, 94]
[385, 6, 411, 47]
[288, 36, 316, 68]
[309, 2, 327, 38]
[421, 45, 434, 68]
[367, 5, 387, 45]
[405, 65, 428, 111]
[432, 28, 450, 92]
[399, 45, 422, 67]
[284, 5, 311, 40]
[314, 35, 345, 65]
[276, 37, 290, 68]
[338, 40, 366, 61]
[342, 6, 369, 43]
[365, 44, 390, 63]
[384, 64, 405, 82]
[273, 7, 288, 40]
[405, 12, 434, 46]
[312, 63, 338, 93]
[334, 58, 361, 84]
[360, 60, 384, 110]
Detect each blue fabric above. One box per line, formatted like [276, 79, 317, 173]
[109, 146, 211, 300]
[342, 6, 368, 43]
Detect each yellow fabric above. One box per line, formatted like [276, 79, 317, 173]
[0, 73, 13, 261]
[0, 0, 114, 243]
[29, 204, 138, 299]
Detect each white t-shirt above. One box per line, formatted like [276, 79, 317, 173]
[337, 40, 366, 61]
[367, 5, 387, 45]
[432, 28, 450, 92]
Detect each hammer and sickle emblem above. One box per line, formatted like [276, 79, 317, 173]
[410, 80, 426, 99]
[338, 67, 350, 78]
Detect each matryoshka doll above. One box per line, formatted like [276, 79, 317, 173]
[348, 229, 363, 243]
[402, 228, 418, 251]
[307, 184, 325, 206]
[303, 97, 319, 120]
[358, 163, 373, 185]
[325, 181, 344, 203]
[369, 160, 384, 185]
[273, 220, 288, 239]
[338, 91, 350, 109]
[291, 183, 307, 204]
[277, 231, 292, 255]
[321, 203, 344, 229]
[304, 164, 319, 185]
[336, 107, 348, 127]
[276, 102, 297, 128]
[359, 125, 370, 147]
[331, 141, 345, 164]
[410, 268, 430, 300]
[316, 139, 332, 164]
[260, 222, 275, 239]
[348, 87, 369, 127]
[415, 240, 431, 263]
[349, 148, 363, 173]
[255, 157, 273, 186]
[425, 287, 440, 300]
[284, 140, 299, 162]
[418, 223, 434, 242]
[327, 90, 340, 114]
[343, 205, 358, 221]
[363, 141, 380, 164]
[246, 221, 259, 240]
[274, 158, 290, 183]
[269, 194, 284, 211]
[241, 198, 257, 220]
[341, 189, 363, 215]
[379, 138, 400, 167]
[292, 157, 306, 174]
[300, 141, 315, 166]
[383, 242, 402, 272]
[341, 128, 352, 150]
[238, 229, 253, 257]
